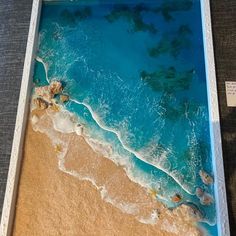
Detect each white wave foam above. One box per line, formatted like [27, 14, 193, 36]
[70, 98, 193, 195]
[85, 137, 113, 159]
[48, 110, 79, 134]
[42, 105, 158, 198]
[31, 111, 160, 225]
[36, 56, 50, 84]
[138, 209, 160, 225]
[34, 56, 194, 195]
[34, 54, 185, 194]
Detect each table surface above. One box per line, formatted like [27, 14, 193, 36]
[0, 0, 235, 234]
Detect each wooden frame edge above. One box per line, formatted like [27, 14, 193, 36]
[201, 0, 230, 235]
[0, 0, 42, 235]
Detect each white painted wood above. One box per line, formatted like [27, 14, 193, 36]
[201, 0, 230, 235]
[0, 1, 230, 235]
[0, 1, 42, 235]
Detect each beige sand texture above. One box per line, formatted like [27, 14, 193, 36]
[12, 108, 203, 236]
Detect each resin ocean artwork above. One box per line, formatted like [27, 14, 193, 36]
[13, 0, 218, 235]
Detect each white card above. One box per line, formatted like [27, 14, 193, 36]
[225, 81, 236, 107]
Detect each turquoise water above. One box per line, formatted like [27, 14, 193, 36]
[34, 0, 217, 234]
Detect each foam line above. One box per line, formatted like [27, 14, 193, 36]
[35, 56, 193, 194]
[36, 56, 50, 84]
[70, 98, 193, 195]
[34, 118, 151, 223]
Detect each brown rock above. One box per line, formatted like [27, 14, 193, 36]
[34, 97, 49, 110]
[49, 81, 63, 95]
[199, 170, 213, 185]
[195, 187, 204, 198]
[35, 86, 53, 102]
[200, 193, 214, 205]
[60, 94, 69, 103]
[50, 103, 61, 112]
[171, 193, 182, 203]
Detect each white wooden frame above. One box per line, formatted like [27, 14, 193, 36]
[201, 1, 230, 235]
[0, 1, 42, 235]
[0, 0, 230, 235]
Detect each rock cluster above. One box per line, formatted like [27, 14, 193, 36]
[195, 187, 214, 205]
[49, 81, 63, 95]
[35, 86, 52, 103]
[193, 170, 214, 206]
[34, 97, 49, 110]
[34, 80, 69, 110]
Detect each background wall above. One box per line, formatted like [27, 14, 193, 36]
[0, 0, 235, 234]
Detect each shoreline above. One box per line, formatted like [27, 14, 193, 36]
[12, 106, 203, 235]
[69, 98, 193, 195]
[34, 57, 203, 196]
[34, 56, 216, 226]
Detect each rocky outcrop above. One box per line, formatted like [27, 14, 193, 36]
[34, 97, 49, 110]
[34, 80, 70, 110]
[49, 81, 63, 95]
[199, 170, 213, 185]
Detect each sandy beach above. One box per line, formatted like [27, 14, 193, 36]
[12, 106, 203, 236]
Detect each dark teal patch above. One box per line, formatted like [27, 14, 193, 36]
[105, 4, 157, 34]
[141, 67, 195, 93]
[148, 24, 192, 58]
[60, 9, 76, 26]
[74, 6, 92, 20]
[60, 7, 92, 27]
[154, 0, 193, 22]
